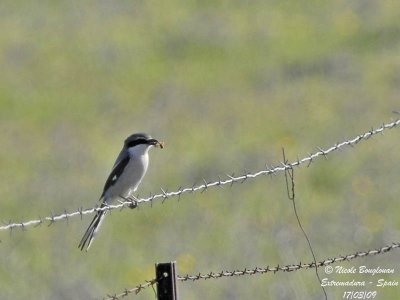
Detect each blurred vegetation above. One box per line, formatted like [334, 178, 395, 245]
[1, 1, 400, 299]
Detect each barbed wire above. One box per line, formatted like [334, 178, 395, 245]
[103, 242, 400, 299]
[1, 118, 400, 232]
[104, 279, 157, 300]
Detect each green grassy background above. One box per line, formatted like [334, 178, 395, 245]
[1, 1, 400, 299]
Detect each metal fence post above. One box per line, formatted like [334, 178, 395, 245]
[155, 261, 178, 300]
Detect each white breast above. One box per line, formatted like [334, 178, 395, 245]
[104, 145, 150, 203]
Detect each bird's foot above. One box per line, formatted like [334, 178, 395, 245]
[120, 195, 138, 209]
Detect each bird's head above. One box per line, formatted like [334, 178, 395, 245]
[124, 133, 164, 151]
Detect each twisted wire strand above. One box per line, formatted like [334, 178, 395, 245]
[2, 119, 400, 231]
[104, 279, 157, 300]
[104, 242, 400, 299]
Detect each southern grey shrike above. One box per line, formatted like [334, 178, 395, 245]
[79, 133, 163, 251]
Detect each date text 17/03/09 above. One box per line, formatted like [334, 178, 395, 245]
[343, 291, 377, 299]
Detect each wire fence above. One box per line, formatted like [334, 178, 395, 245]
[1, 118, 400, 232]
[2, 117, 400, 299]
[104, 242, 400, 299]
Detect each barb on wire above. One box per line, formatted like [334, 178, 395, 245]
[104, 242, 400, 299]
[1, 118, 400, 231]
[103, 278, 158, 300]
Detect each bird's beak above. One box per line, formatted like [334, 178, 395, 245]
[148, 139, 164, 149]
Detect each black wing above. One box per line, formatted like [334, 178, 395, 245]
[100, 155, 130, 199]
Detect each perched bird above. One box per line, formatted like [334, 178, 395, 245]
[79, 133, 163, 251]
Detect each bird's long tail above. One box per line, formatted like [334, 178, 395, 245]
[78, 206, 107, 251]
